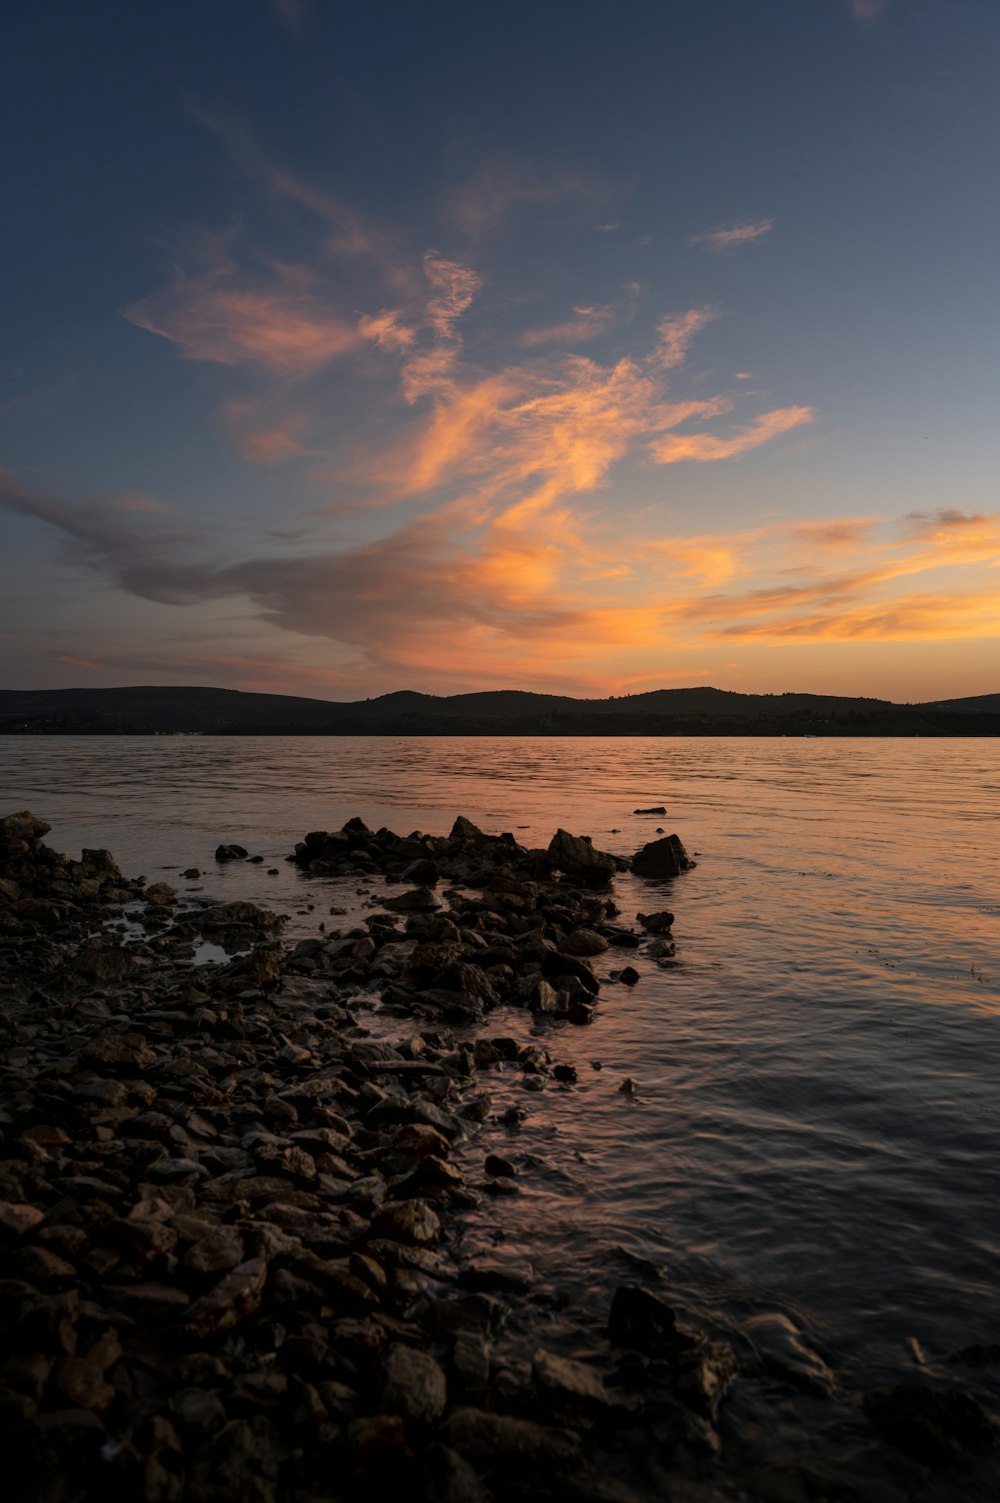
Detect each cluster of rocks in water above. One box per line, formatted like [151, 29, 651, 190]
[1, 809, 998, 1502]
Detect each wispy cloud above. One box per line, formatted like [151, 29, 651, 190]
[8, 462, 1000, 692]
[691, 218, 775, 252]
[651, 306, 721, 370]
[652, 405, 814, 463]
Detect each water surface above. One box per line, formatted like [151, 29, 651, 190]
[3, 735, 999, 1487]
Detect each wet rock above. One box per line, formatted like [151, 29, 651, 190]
[484, 1154, 516, 1178]
[145, 882, 177, 907]
[546, 828, 618, 888]
[633, 806, 666, 815]
[743, 1313, 835, 1395]
[0, 1202, 45, 1239]
[183, 1227, 246, 1277]
[214, 844, 248, 861]
[371, 1199, 442, 1245]
[80, 1031, 157, 1072]
[440, 1407, 581, 1466]
[608, 1285, 696, 1357]
[382, 1342, 448, 1422]
[675, 1339, 738, 1420]
[864, 1382, 999, 1467]
[618, 966, 640, 986]
[183, 1257, 268, 1333]
[636, 909, 674, 933]
[632, 833, 695, 878]
[561, 928, 610, 957]
[190, 901, 282, 931]
[533, 1348, 612, 1412]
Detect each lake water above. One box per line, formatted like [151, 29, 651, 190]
[3, 734, 999, 1492]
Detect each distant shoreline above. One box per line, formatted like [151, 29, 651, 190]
[2, 683, 998, 738]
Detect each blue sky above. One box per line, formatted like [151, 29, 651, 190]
[2, 0, 998, 699]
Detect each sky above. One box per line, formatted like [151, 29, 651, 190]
[1, 0, 999, 703]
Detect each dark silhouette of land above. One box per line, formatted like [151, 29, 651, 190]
[1, 684, 998, 736]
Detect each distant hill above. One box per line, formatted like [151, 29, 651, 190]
[1, 684, 999, 736]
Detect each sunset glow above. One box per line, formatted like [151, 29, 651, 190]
[2, 2, 997, 701]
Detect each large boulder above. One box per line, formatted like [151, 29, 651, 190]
[631, 833, 695, 879]
[546, 829, 620, 888]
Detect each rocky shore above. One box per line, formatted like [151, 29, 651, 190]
[2, 810, 998, 1502]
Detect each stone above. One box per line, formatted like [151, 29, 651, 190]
[183, 1227, 246, 1277]
[214, 844, 248, 861]
[561, 928, 610, 956]
[631, 834, 695, 879]
[676, 1340, 738, 1420]
[191, 901, 281, 930]
[184, 1257, 268, 1332]
[533, 1348, 610, 1410]
[382, 1343, 448, 1423]
[371, 1199, 442, 1245]
[637, 909, 674, 933]
[439, 1407, 581, 1466]
[546, 829, 617, 887]
[80, 1032, 156, 1071]
[743, 1313, 835, 1395]
[0, 1201, 45, 1238]
[608, 1285, 695, 1356]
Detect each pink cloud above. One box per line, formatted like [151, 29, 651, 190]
[691, 218, 775, 252]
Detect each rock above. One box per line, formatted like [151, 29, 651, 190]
[191, 901, 282, 930]
[562, 928, 610, 956]
[864, 1382, 999, 1467]
[676, 1340, 738, 1420]
[371, 1199, 442, 1245]
[382, 886, 440, 913]
[618, 966, 640, 986]
[633, 806, 666, 815]
[440, 1407, 581, 1466]
[618, 1077, 639, 1095]
[184, 1257, 268, 1333]
[484, 1154, 516, 1178]
[450, 816, 488, 844]
[632, 834, 695, 879]
[0, 1201, 45, 1238]
[80, 1031, 156, 1072]
[533, 1348, 611, 1411]
[382, 1343, 448, 1422]
[743, 1313, 835, 1395]
[183, 1227, 246, 1277]
[182, 868, 201, 879]
[214, 844, 248, 861]
[636, 910, 674, 933]
[145, 882, 177, 907]
[608, 1285, 695, 1357]
[453, 1328, 491, 1387]
[546, 829, 617, 887]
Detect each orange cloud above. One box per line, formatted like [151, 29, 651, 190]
[652, 405, 815, 463]
[651, 306, 721, 370]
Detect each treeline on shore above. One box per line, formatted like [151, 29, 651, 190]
[2, 685, 999, 737]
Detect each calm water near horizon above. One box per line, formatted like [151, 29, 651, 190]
[3, 734, 999, 1489]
